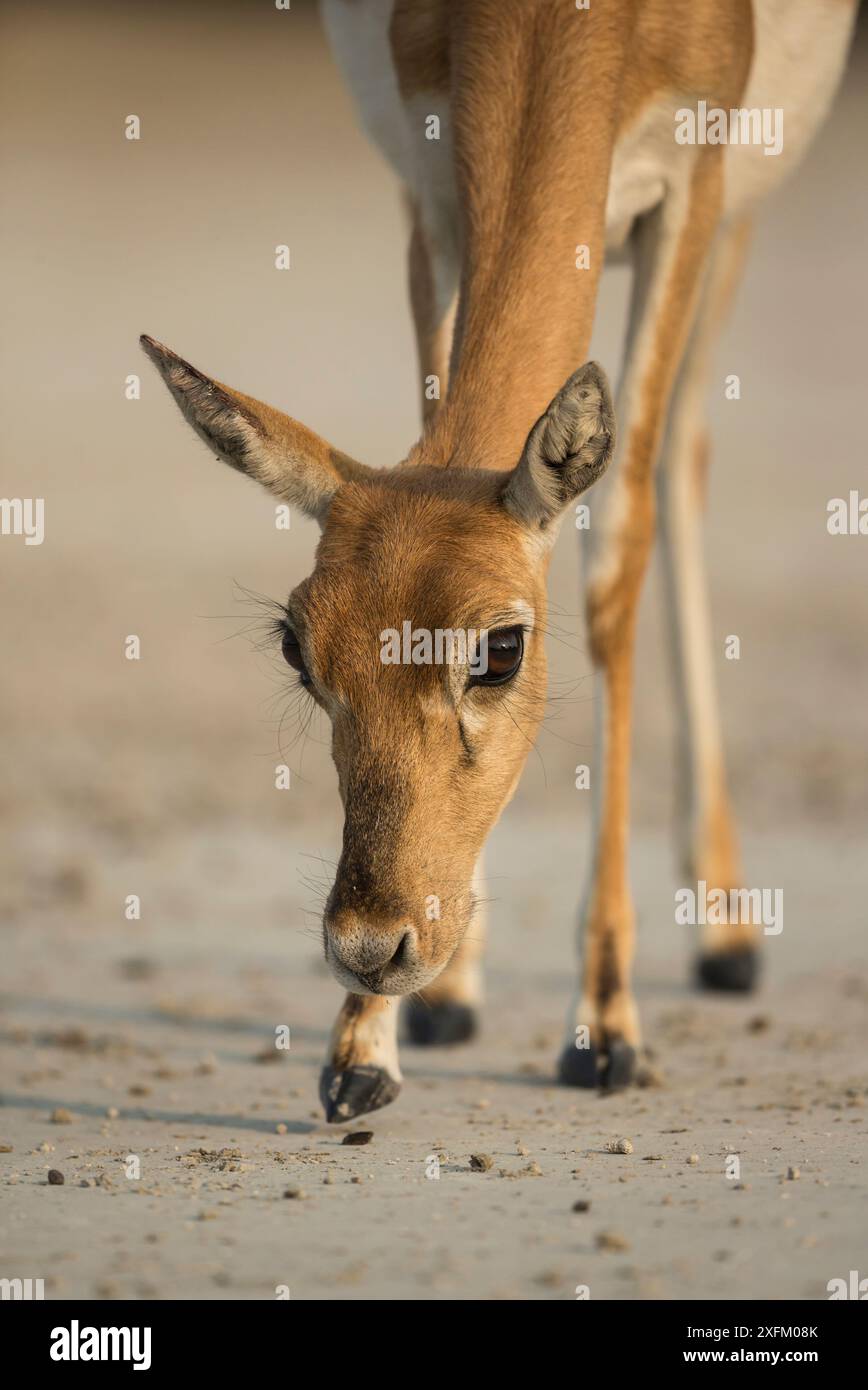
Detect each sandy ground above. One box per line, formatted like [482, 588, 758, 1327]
[1, 3, 867, 1300]
[3, 822, 868, 1301]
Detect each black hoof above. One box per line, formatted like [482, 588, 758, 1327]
[557, 1042, 599, 1088]
[319, 1065, 401, 1124]
[557, 1039, 636, 1092]
[405, 1000, 477, 1046]
[696, 947, 760, 993]
[604, 1039, 638, 1090]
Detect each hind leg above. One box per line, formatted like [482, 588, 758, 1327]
[656, 215, 760, 991]
[407, 197, 458, 423]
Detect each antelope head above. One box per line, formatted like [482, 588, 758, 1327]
[141, 335, 614, 997]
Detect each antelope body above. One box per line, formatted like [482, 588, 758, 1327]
[143, 0, 856, 1121]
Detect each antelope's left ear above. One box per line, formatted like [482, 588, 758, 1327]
[501, 361, 615, 532]
[140, 335, 372, 524]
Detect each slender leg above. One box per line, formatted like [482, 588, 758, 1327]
[320, 994, 401, 1123]
[559, 150, 724, 1091]
[656, 214, 759, 989]
[407, 197, 458, 423]
[405, 857, 486, 1045]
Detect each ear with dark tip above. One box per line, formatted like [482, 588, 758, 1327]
[139, 335, 370, 523]
[501, 361, 615, 532]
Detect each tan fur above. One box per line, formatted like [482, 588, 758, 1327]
[299, 464, 551, 992]
[139, 335, 370, 521]
[388, 0, 753, 477]
[575, 145, 734, 1048]
[145, 0, 856, 1109]
[390, 0, 450, 100]
[418, 857, 487, 1008]
[329, 994, 400, 1074]
[657, 214, 758, 956]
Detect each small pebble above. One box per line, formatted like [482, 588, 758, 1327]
[596, 1230, 631, 1252]
[275, 1123, 288, 1135]
[105, 1107, 119, 1120]
[47, 1169, 65, 1185]
[687, 1154, 700, 1165]
[342, 1131, 373, 1147]
[283, 1187, 305, 1200]
[50, 1108, 73, 1125]
[637, 1066, 665, 1089]
[605, 1138, 633, 1154]
[786, 1166, 800, 1181]
[572, 1199, 591, 1213]
[470, 1153, 494, 1172]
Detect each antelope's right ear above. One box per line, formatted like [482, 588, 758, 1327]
[501, 361, 615, 534]
[140, 335, 370, 523]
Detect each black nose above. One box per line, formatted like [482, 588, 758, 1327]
[325, 916, 419, 991]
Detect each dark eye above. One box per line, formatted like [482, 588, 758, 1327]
[471, 626, 524, 686]
[281, 626, 310, 685]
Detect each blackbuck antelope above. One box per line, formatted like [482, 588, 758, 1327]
[142, 0, 856, 1121]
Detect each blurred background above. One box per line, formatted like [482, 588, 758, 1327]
[0, 0, 866, 1301]
[1, 1, 866, 908]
